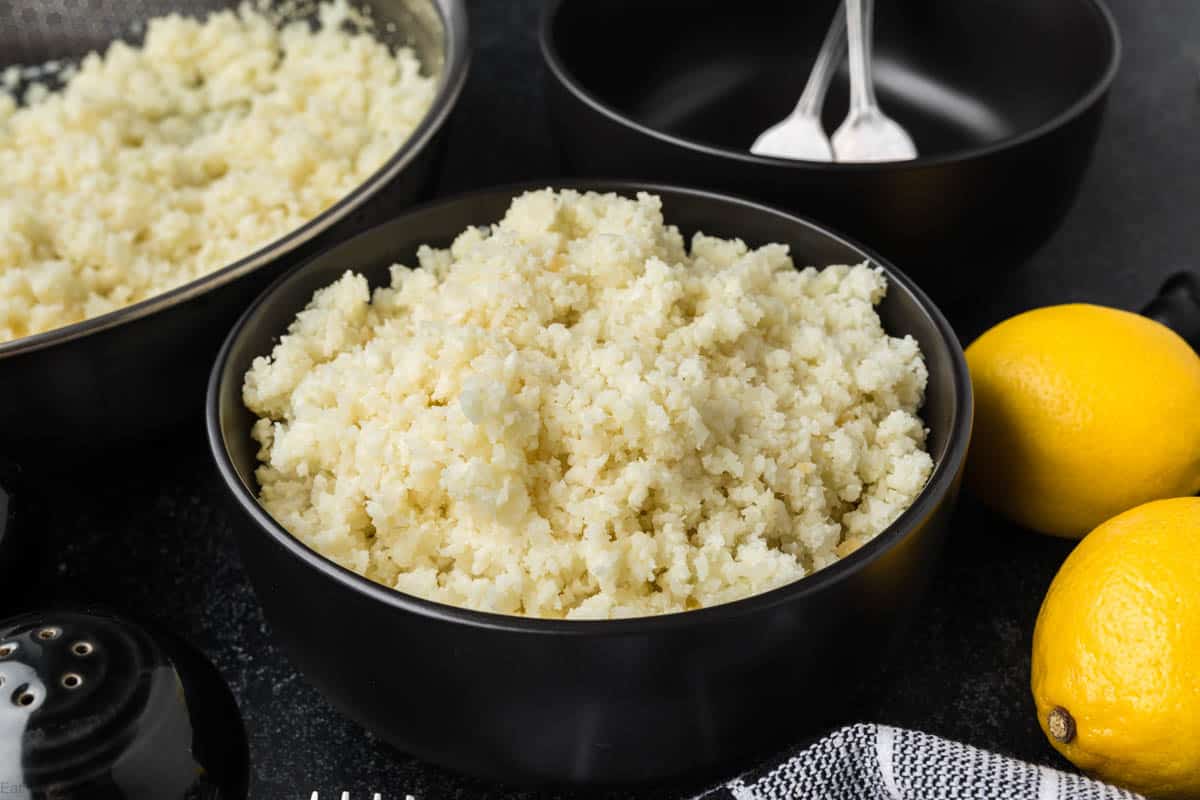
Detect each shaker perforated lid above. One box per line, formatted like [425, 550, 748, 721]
[0, 609, 248, 799]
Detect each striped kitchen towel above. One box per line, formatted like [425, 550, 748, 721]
[695, 724, 1142, 800]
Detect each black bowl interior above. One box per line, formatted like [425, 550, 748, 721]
[547, 0, 1115, 159]
[216, 184, 966, 562]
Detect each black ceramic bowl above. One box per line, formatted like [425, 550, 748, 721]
[0, 0, 469, 468]
[207, 183, 973, 786]
[541, 0, 1120, 297]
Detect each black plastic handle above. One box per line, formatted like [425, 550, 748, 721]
[1141, 272, 1200, 352]
[0, 460, 31, 617]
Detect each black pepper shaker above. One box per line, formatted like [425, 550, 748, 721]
[0, 609, 248, 799]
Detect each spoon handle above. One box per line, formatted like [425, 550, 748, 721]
[1141, 272, 1200, 351]
[845, 0, 879, 113]
[796, 3, 848, 118]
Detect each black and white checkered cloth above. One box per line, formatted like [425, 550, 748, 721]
[695, 724, 1143, 800]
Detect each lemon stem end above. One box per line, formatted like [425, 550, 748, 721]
[1048, 706, 1076, 744]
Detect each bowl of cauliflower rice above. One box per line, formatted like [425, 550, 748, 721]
[0, 0, 468, 464]
[208, 183, 972, 785]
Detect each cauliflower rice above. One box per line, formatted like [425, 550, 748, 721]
[0, 1, 434, 343]
[244, 190, 934, 619]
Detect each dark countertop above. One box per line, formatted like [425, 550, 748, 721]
[21, 0, 1200, 797]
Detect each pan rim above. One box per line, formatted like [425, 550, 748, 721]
[206, 179, 975, 637]
[539, 0, 1122, 172]
[0, 0, 471, 360]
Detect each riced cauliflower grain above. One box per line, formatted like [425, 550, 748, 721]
[0, 1, 434, 342]
[244, 190, 934, 619]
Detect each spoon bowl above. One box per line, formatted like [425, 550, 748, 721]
[752, 114, 836, 161]
[832, 108, 919, 162]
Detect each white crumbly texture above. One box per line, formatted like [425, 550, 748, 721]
[244, 190, 934, 619]
[0, 1, 434, 342]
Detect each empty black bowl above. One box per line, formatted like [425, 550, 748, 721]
[541, 0, 1120, 297]
[207, 182, 973, 786]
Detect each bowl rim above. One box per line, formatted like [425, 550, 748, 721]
[538, 0, 1121, 171]
[0, 0, 471, 360]
[206, 180, 974, 636]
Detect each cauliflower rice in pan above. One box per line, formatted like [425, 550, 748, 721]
[244, 189, 934, 619]
[0, 1, 434, 343]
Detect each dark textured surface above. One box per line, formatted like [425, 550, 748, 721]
[15, 0, 1200, 797]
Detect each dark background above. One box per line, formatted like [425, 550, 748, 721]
[20, 0, 1200, 797]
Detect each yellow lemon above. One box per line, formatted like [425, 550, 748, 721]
[965, 304, 1200, 538]
[1032, 497, 1200, 798]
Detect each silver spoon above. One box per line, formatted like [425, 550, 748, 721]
[750, 4, 847, 162]
[831, 0, 917, 162]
